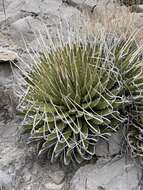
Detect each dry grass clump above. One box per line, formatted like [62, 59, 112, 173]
[82, 3, 143, 45]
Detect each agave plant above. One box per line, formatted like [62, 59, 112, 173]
[126, 97, 143, 158]
[20, 33, 143, 165]
[112, 36, 143, 159]
[127, 114, 143, 158]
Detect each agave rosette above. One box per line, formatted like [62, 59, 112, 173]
[20, 33, 143, 164]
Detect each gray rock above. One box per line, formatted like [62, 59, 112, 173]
[0, 170, 13, 190]
[0, 87, 16, 120]
[44, 182, 65, 190]
[49, 170, 65, 185]
[23, 0, 62, 15]
[63, 0, 113, 7]
[6, 0, 62, 17]
[0, 48, 17, 120]
[0, 48, 17, 63]
[0, 123, 66, 190]
[6, 0, 25, 15]
[95, 139, 109, 157]
[11, 16, 39, 34]
[130, 5, 143, 13]
[10, 16, 42, 45]
[10, 15, 57, 46]
[0, 63, 12, 82]
[0, 48, 17, 85]
[108, 131, 123, 156]
[70, 157, 142, 190]
[95, 130, 123, 158]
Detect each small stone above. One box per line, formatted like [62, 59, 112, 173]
[49, 170, 65, 185]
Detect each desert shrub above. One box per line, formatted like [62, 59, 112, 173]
[19, 33, 143, 165]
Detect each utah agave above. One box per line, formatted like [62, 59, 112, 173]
[113, 36, 143, 159]
[20, 33, 143, 165]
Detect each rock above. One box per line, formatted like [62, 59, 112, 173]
[0, 119, 66, 190]
[10, 15, 57, 46]
[49, 170, 65, 185]
[95, 130, 123, 158]
[0, 33, 16, 49]
[59, 6, 80, 19]
[11, 16, 38, 33]
[7, 0, 62, 16]
[95, 139, 109, 157]
[23, 168, 32, 182]
[0, 170, 13, 190]
[70, 157, 142, 190]
[6, 0, 25, 15]
[44, 182, 65, 190]
[0, 48, 17, 63]
[0, 48, 17, 88]
[0, 48, 17, 120]
[108, 131, 123, 156]
[0, 63, 12, 82]
[23, 0, 62, 15]
[0, 87, 16, 120]
[130, 5, 143, 13]
[63, 0, 114, 7]
[10, 16, 39, 45]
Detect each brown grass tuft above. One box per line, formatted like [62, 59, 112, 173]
[82, 3, 143, 44]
